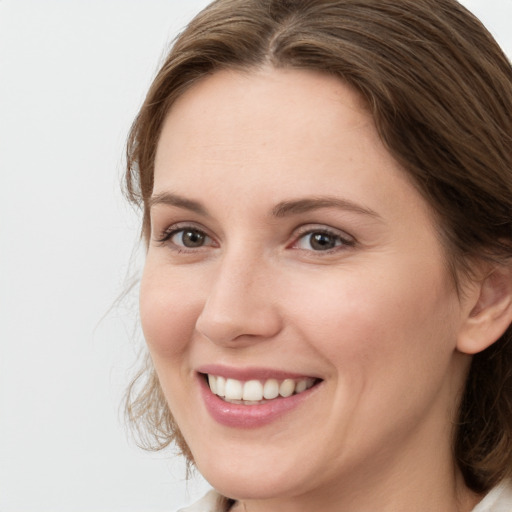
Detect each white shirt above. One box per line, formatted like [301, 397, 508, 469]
[177, 482, 512, 512]
[472, 481, 512, 512]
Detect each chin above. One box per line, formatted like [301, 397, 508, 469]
[201, 465, 300, 502]
[191, 441, 324, 503]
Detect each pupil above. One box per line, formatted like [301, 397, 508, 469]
[310, 233, 335, 250]
[183, 230, 204, 247]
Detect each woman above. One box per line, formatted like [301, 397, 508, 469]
[124, 0, 512, 510]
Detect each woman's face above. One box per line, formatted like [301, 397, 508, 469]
[140, 68, 472, 507]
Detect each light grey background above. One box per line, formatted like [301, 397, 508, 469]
[0, 1, 511, 511]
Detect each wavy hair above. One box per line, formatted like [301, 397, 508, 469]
[124, 0, 512, 493]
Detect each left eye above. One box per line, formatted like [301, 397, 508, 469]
[295, 231, 350, 251]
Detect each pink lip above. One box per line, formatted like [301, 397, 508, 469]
[197, 370, 321, 429]
[197, 364, 316, 381]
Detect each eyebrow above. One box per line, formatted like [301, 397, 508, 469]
[149, 192, 381, 220]
[272, 196, 381, 219]
[148, 192, 210, 216]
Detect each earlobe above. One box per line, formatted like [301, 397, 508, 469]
[457, 265, 512, 355]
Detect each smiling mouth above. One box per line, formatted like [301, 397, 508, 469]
[204, 374, 320, 405]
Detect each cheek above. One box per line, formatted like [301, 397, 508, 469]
[139, 265, 201, 360]
[286, 262, 459, 374]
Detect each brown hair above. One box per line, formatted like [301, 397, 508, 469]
[124, 0, 512, 493]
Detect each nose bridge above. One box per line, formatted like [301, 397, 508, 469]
[195, 245, 281, 345]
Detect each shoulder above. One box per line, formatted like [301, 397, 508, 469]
[176, 490, 228, 512]
[472, 481, 512, 512]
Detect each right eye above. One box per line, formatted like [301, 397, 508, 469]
[157, 226, 216, 251]
[170, 228, 211, 248]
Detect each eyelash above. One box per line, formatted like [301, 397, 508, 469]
[155, 224, 355, 254]
[156, 224, 216, 252]
[291, 227, 355, 253]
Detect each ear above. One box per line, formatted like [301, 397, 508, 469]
[457, 264, 512, 355]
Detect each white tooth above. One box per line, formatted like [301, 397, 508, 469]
[225, 378, 243, 400]
[295, 379, 307, 394]
[263, 379, 279, 399]
[306, 378, 316, 390]
[216, 376, 226, 397]
[208, 375, 217, 394]
[243, 380, 263, 401]
[279, 379, 295, 398]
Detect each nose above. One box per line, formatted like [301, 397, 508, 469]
[195, 252, 283, 347]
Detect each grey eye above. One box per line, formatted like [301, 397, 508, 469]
[309, 232, 338, 250]
[295, 230, 350, 251]
[172, 229, 209, 248]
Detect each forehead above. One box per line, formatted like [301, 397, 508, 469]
[153, 67, 431, 227]
[155, 67, 380, 184]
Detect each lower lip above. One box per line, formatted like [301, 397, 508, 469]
[199, 375, 320, 428]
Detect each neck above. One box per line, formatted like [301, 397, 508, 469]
[230, 464, 480, 512]
[229, 413, 482, 512]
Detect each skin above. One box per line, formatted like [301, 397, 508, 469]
[139, 67, 501, 511]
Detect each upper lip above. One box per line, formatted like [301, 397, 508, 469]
[196, 364, 320, 381]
